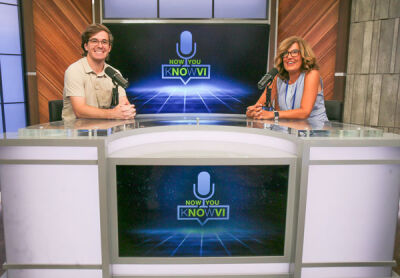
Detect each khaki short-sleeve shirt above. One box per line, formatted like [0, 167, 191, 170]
[61, 57, 126, 120]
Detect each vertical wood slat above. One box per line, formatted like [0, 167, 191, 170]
[343, 74, 354, 122]
[350, 74, 368, 125]
[390, 18, 399, 73]
[351, 0, 357, 22]
[389, 0, 400, 18]
[333, 0, 352, 102]
[347, 22, 365, 74]
[369, 20, 381, 73]
[33, 0, 92, 123]
[268, 0, 278, 71]
[361, 21, 373, 74]
[369, 74, 383, 126]
[379, 74, 399, 127]
[21, 0, 39, 125]
[396, 76, 400, 128]
[374, 0, 390, 20]
[396, 22, 400, 73]
[377, 19, 396, 74]
[356, 0, 375, 22]
[364, 74, 374, 124]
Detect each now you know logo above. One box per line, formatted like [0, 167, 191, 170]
[177, 171, 230, 226]
[162, 31, 211, 85]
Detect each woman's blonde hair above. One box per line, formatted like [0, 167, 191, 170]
[274, 36, 319, 81]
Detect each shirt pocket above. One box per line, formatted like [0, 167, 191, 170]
[96, 77, 113, 108]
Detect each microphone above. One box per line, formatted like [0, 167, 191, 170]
[193, 171, 215, 208]
[258, 67, 279, 90]
[176, 30, 197, 64]
[105, 67, 129, 89]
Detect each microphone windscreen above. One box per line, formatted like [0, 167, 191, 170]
[105, 66, 117, 78]
[269, 67, 279, 76]
[197, 171, 211, 196]
[180, 31, 193, 55]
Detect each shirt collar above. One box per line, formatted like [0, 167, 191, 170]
[82, 57, 108, 77]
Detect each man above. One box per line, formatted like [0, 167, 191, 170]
[61, 24, 136, 120]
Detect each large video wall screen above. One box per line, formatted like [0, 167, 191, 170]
[116, 165, 288, 257]
[106, 24, 269, 114]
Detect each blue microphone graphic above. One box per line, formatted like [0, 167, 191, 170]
[193, 171, 215, 208]
[176, 30, 197, 65]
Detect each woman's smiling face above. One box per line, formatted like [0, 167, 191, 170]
[282, 42, 302, 74]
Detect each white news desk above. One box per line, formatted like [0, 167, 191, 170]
[0, 114, 399, 278]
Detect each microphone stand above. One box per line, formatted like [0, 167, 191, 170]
[110, 82, 119, 108]
[263, 80, 274, 111]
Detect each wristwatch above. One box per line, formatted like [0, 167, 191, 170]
[273, 110, 279, 122]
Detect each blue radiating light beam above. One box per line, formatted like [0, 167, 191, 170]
[170, 232, 192, 257]
[200, 232, 204, 257]
[226, 232, 255, 254]
[215, 233, 231, 256]
[205, 88, 235, 112]
[136, 90, 163, 105]
[183, 89, 187, 113]
[134, 90, 164, 112]
[195, 91, 211, 113]
[217, 89, 244, 104]
[144, 233, 176, 255]
[252, 238, 264, 244]
[136, 237, 154, 247]
[157, 90, 175, 113]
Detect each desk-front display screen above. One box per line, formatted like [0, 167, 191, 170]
[116, 165, 289, 257]
[106, 24, 269, 114]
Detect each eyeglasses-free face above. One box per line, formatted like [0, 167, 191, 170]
[281, 49, 300, 58]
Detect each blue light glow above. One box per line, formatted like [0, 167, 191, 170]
[127, 78, 254, 114]
[106, 23, 269, 115]
[123, 228, 279, 257]
[117, 165, 289, 257]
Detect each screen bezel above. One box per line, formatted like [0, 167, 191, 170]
[107, 157, 297, 264]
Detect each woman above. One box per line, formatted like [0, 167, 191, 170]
[246, 36, 328, 122]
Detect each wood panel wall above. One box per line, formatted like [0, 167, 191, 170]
[32, 0, 341, 122]
[33, 0, 91, 123]
[278, 0, 339, 100]
[344, 0, 400, 134]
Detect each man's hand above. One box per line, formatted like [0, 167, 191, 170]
[110, 104, 136, 119]
[70, 96, 136, 119]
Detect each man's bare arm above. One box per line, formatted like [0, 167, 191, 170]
[70, 96, 136, 119]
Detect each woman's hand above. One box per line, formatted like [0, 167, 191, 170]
[247, 104, 274, 119]
[246, 105, 256, 117]
[246, 103, 263, 118]
[253, 109, 274, 120]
